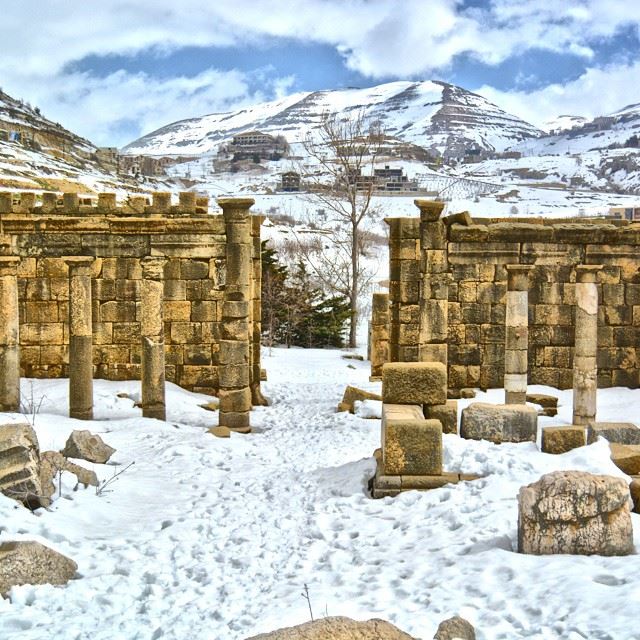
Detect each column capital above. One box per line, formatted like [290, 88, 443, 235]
[414, 199, 445, 222]
[0, 256, 20, 276]
[218, 197, 254, 222]
[141, 256, 167, 280]
[575, 264, 603, 283]
[65, 256, 95, 274]
[506, 264, 533, 291]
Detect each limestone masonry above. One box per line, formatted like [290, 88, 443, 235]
[0, 191, 264, 429]
[378, 200, 640, 393]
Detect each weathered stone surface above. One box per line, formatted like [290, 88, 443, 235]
[587, 422, 640, 445]
[424, 401, 458, 434]
[199, 399, 220, 412]
[433, 616, 476, 640]
[382, 418, 442, 475]
[542, 426, 586, 454]
[630, 476, 640, 513]
[245, 616, 417, 640]
[610, 443, 640, 475]
[0, 423, 42, 508]
[40, 451, 98, 504]
[518, 470, 634, 556]
[208, 426, 231, 438]
[337, 385, 382, 413]
[460, 403, 537, 443]
[526, 393, 558, 417]
[0, 540, 77, 597]
[62, 430, 115, 464]
[382, 362, 447, 406]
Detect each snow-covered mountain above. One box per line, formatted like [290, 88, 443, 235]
[123, 80, 543, 158]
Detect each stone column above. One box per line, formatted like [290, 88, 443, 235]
[416, 200, 448, 367]
[385, 217, 421, 362]
[573, 265, 603, 426]
[250, 214, 267, 406]
[141, 256, 167, 420]
[66, 257, 95, 420]
[0, 257, 20, 411]
[370, 292, 390, 379]
[217, 198, 253, 434]
[504, 265, 532, 404]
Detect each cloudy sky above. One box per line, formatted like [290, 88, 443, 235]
[2, 1, 640, 147]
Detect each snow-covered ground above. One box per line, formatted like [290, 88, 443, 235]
[1, 349, 639, 640]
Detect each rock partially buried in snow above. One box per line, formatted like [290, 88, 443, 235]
[0, 423, 43, 509]
[337, 385, 382, 414]
[244, 616, 417, 639]
[40, 451, 98, 505]
[433, 615, 476, 640]
[518, 470, 634, 556]
[208, 426, 231, 438]
[62, 430, 115, 464]
[0, 540, 77, 598]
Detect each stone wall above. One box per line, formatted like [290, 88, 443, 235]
[383, 204, 640, 393]
[0, 191, 262, 397]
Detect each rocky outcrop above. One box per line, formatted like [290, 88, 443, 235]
[62, 430, 115, 464]
[518, 470, 634, 556]
[245, 616, 417, 639]
[0, 423, 43, 508]
[433, 616, 476, 640]
[0, 540, 77, 597]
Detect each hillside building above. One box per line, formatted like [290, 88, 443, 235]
[609, 205, 640, 221]
[279, 171, 301, 192]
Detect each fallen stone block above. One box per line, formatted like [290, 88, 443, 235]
[62, 430, 115, 464]
[460, 403, 537, 444]
[460, 388, 476, 399]
[542, 426, 586, 454]
[610, 444, 640, 475]
[526, 393, 558, 417]
[0, 540, 77, 598]
[245, 616, 417, 639]
[425, 400, 458, 434]
[382, 362, 447, 406]
[39, 451, 98, 505]
[0, 423, 43, 509]
[587, 422, 640, 445]
[199, 400, 219, 412]
[336, 385, 382, 413]
[518, 470, 634, 556]
[208, 426, 231, 438]
[434, 615, 476, 640]
[382, 418, 442, 476]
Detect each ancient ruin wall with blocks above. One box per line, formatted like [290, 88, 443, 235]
[0, 191, 263, 397]
[382, 203, 640, 393]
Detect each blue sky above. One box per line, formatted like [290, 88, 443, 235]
[2, 1, 640, 146]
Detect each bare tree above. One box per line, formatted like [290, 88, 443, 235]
[301, 110, 384, 347]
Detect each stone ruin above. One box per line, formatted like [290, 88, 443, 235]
[369, 199, 640, 529]
[0, 191, 265, 434]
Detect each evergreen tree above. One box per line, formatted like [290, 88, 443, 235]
[261, 242, 350, 348]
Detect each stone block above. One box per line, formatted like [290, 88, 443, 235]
[338, 386, 382, 413]
[587, 422, 640, 445]
[610, 443, 640, 475]
[460, 403, 537, 443]
[382, 418, 442, 476]
[382, 362, 447, 406]
[542, 426, 586, 454]
[424, 401, 458, 435]
[0, 423, 42, 508]
[62, 430, 115, 464]
[518, 470, 633, 556]
[0, 541, 78, 597]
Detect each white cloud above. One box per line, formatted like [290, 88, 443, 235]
[1, 1, 640, 144]
[476, 61, 640, 128]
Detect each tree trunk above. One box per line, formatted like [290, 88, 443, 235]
[349, 221, 359, 348]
